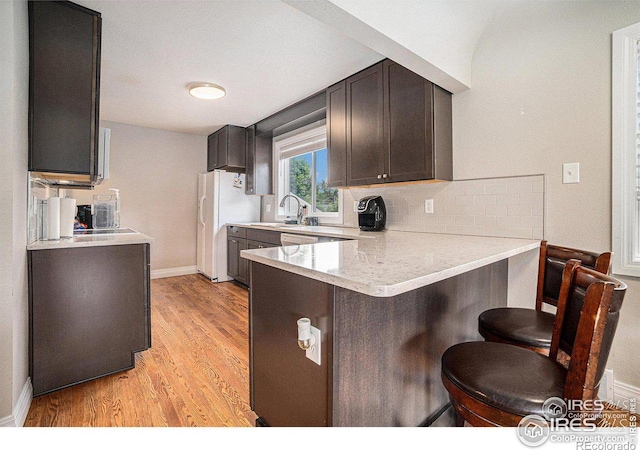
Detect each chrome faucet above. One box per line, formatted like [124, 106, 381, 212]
[279, 194, 302, 224]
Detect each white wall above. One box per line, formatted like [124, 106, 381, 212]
[0, 0, 30, 426]
[285, 0, 500, 93]
[454, 1, 640, 387]
[325, 0, 499, 89]
[72, 121, 207, 272]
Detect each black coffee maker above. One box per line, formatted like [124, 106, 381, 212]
[357, 196, 386, 231]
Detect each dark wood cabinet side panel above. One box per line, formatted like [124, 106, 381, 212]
[251, 263, 333, 426]
[332, 261, 508, 427]
[384, 61, 434, 183]
[433, 85, 453, 181]
[29, 244, 148, 396]
[245, 125, 256, 194]
[254, 132, 273, 195]
[29, 1, 100, 175]
[346, 63, 385, 186]
[326, 81, 347, 188]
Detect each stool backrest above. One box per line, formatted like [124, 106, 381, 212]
[549, 261, 627, 401]
[535, 241, 612, 310]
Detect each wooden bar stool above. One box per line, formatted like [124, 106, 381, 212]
[441, 260, 626, 426]
[478, 241, 611, 355]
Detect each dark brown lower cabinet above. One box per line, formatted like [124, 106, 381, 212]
[249, 260, 508, 426]
[28, 243, 151, 396]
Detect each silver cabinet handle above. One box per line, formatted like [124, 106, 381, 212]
[377, 174, 382, 179]
[382, 173, 388, 179]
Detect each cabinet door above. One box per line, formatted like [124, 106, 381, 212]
[326, 81, 347, 188]
[346, 62, 385, 186]
[245, 125, 256, 194]
[216, 126, 229, 169]
[227, 238, 240, 278]
[207, 133, 218, 172]
[384, 61, 433, 182]
[237, 239, 249, 285]
[28, 1, 101, 177]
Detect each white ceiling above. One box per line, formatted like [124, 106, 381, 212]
[76, 0, 382, 136]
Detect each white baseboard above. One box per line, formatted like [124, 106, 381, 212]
[0, 378, 32, 427]
[614, 380, 640, 409]
[150, 265, 197, 279]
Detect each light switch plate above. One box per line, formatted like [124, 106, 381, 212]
[266, 204, 271, 213]
[354, 201, 359, 213]
[563, 163, 580, 184]
[425, 199, 434, 214]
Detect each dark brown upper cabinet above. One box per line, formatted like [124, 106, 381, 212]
[244, 125, 273, 195]
[326, 80, 347, 188]
[28, 1, 102, 185]
[327, 59, 452, 187]
[207, 125, 246, 173]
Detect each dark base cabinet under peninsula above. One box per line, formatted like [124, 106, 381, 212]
[249, 260, 508, 427]
[28, 243, 151, 396]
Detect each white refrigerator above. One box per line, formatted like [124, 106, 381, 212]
[197, 171, 260, 281]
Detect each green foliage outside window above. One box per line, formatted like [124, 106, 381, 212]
[288, 151, 338, 213]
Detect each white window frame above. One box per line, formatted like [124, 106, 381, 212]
[273, 121, 343, 224]
[612, 22, 640, 276]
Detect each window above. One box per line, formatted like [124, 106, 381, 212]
[612, 22, 640, 276]
[274, 122, 342, 223]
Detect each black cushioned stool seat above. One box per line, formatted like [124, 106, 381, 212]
[478, 308, 555, 350]
[441, 341, 567, 417]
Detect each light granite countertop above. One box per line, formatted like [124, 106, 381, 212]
[236, 224, 540, 297]
[27, 229, 153, 250]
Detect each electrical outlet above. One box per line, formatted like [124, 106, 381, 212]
[306, 325, 321, 365]
[425, 199, 434, 214]
[354, 200, 359, 213]
[563, 163, 580, 184]
[266, 204, 271, 213]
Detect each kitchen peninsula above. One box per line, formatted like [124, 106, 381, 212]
[239, 225, 539, 427]
[27, 230, 153, 396]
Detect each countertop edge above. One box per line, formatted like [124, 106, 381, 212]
[226, 223, 373, 240]
[241, 240, 540, 297]
[27, 234, 154, 250]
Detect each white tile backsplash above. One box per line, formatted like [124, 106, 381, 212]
[343, 175, 545, 239]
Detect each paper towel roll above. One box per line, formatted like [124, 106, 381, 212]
[60, 197, 76, 238]
[47, 197, 61, 240]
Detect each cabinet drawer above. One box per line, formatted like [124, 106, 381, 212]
[227, 225, 247, 239]
[246, 228, 282, 246]
[247, 239, 279, 250]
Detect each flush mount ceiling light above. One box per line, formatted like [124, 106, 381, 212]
[188, 82, 226, 100]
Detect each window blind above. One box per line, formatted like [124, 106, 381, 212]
[278, 135, 327, 160]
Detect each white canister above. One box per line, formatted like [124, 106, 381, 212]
[46, 197, 61, 240]
[59, 197, 77, 238]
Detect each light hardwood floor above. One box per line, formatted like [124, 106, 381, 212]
[24, 274, 257, 427]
